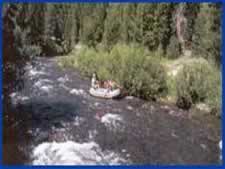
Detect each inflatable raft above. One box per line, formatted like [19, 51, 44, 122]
[89, 87, 121, 99]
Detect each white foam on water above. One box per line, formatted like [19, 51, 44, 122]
[32, 141, 129, 165]
[40, 85, 53, 92]
[219, 140, 222, 150]
[72, 116, 85, 126]
[59, 83, 71, 91]
[24, 64, 33, 71]
[34, 79, 53, 93]
[24, 63, 48, 81]
[9, 92, 30, 104]
[219, 140, 222, 161]
[9, 92, 17, 98]
[34, 79, 52, 88]
[126, 106, 133, 110]
[88, 130, 98, 140]
[57, 75, 69, 83]
[94, 102, 100, 107]
[70, 89, 85, 96]
[19, 96, 29, 101]
[101, 113, 123, 124]
[28, 69, 47, 77]
[125, 96, 134, 100]
[101, 113, 124, 132]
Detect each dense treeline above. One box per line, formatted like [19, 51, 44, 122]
[3, 3, 222, 64]
[3, 3, 222, 115]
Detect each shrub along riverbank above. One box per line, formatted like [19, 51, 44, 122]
[58, 44, 221, 117]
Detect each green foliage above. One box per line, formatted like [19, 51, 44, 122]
[76, 47, 102, 76]
[206, 67, 221, 116]
[183, 3, 200, 43]
[62, 44, 168, 100]
[166, 35, 181, 59]
[108, 44, 168, 100]
[4, 3, 222, 114]
[6, 3, 221, 65]
[42, 38, 64, 56]
[19, 45, 42, 58]
[43, 4, 73, 54]
[13, 15, 42, 58]
[103, 4, 123, 49]
[192, 3, 221, 65]
[167, 76, 177, 100]
[27, 4, 46, 44]
[176, 60, 221, 113]
[81, 4, 106, 47]
[155, 3, 174, 53]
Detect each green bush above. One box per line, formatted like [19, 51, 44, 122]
[42, 39, 64, 56]
[73, 43, 168, 100]
[131, 57, 168, 100]
[206, 67, 221, 117]
[76, 47, 98, 76]
[20, 45, 42, 58]
[176, 60, 221, 113]
[166, 35, 181, 59]
[13, 24, 42, 58]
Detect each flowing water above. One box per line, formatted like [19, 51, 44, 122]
[3, 56, 221, 165]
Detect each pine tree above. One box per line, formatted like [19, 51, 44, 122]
[3, 2, 221, 65]
[192, 3, 221, 65]
[142, 3, 159, 50]
[103, 3, 123, 49]
[81, 3, 107, 47]
[156, 3, 174, 54]
[183, 3, 199, 46]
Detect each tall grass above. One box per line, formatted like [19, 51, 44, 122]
[60, 44, 168, 100]
[175, 59, 221, 116]
[59, 44, 221, 117]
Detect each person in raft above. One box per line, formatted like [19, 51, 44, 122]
[91, 73, 120, 90]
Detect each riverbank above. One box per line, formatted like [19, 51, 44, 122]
[3, 56, 221, 165]
[58, 44, 221, 117]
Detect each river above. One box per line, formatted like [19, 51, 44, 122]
[3, 56, 221, 165]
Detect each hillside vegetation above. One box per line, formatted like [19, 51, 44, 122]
[3, 3, 222, 116]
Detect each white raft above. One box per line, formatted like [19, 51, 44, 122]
[89, 87, 120, 99]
